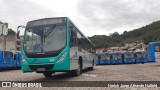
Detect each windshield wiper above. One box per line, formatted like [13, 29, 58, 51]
[44, 24, 56, 38]
[43, 24, 56, 43]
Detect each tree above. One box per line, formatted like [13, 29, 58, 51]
[3, 22, 8, 28]
[88, 20, 160, 48]
[123, 31, 127, 34]
[109, 32, 119, 37]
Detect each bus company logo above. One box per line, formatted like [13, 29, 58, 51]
[2, 82, 11, 87]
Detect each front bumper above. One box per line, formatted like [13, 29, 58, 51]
[22, 61, 70, 73]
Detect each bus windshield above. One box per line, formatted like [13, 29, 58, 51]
[124, 54, 135, 59]
[112, 54, 122, 60]
[3, 51, 13, 58]
[24, 24, 66, 53]
[136, 53, 146, 58]
[104, 53, 111, 60]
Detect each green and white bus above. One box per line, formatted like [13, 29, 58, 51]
[21, 17, 96, 77]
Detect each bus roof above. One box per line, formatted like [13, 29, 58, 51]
[149, 42, 160, 45]
[27, 17, 67, 27]
[27, 17, 67, 23]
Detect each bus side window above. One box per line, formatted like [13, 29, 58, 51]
[70, 26, 77, 45]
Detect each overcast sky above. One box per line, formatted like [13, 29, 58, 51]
[0, 0, 160, 36]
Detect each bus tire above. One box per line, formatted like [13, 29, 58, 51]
[43, 72, 53, 77]
[71, 60, 82, 76]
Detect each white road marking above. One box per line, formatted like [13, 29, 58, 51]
[82, 73, 97, 77]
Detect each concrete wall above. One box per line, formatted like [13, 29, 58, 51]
[6, 35, 16, 52]
[0, 35, 22, 53]
[0, 36, 4, 50]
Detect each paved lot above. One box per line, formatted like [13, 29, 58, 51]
[0, 62, 160, 90]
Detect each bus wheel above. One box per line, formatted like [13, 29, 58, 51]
[72, 60, 82, 76]
[43, 72, 53, 77]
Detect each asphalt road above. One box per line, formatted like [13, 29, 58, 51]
[1, 62, 160, 90]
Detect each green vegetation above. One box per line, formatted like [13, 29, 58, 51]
[88, 21, 160, 48]
[3, 22, 8, 28]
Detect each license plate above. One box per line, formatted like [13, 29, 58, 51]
[37, 68, 45, 71]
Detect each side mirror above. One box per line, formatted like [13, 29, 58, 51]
[17, 25, 25, 38]
[69, 26, 74, 36]
[17, 31, 20, 39]
[69, 27, 75, 42]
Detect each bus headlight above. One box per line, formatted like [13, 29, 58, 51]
[22, 56, 27, 64]
[58, 52, 67, 62]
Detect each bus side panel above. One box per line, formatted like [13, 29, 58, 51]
[148, 44, 154, 62]
[0, 51, 3, 69]
[152, 44, 156, 62]
[68, 18, 94, 70]
[52, 47, 70, 71]
[70, 46, 94, 70]
[70, 46, 79, 70]
[87, 53, 95, 67]
[155, 52, 160, 62]
[154, 44, 160, 62]
[148, 43, 160, 62]
[16, 53, 22, 68]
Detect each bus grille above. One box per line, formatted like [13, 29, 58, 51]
[29, 64, 54, 71]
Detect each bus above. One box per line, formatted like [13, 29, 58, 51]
[20, 17, 96, 77]
[0, 50, 3, 69]
[148, 42, 160, 62]
[134, 51, 147, 64]
[96, 52, 111, 65]
[4, 51, 14, 68]
[0, 50, 14, 69]
[103, 52, 111, 65]
[110, 52, 123, 64]
[123, 52, 135, 64]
